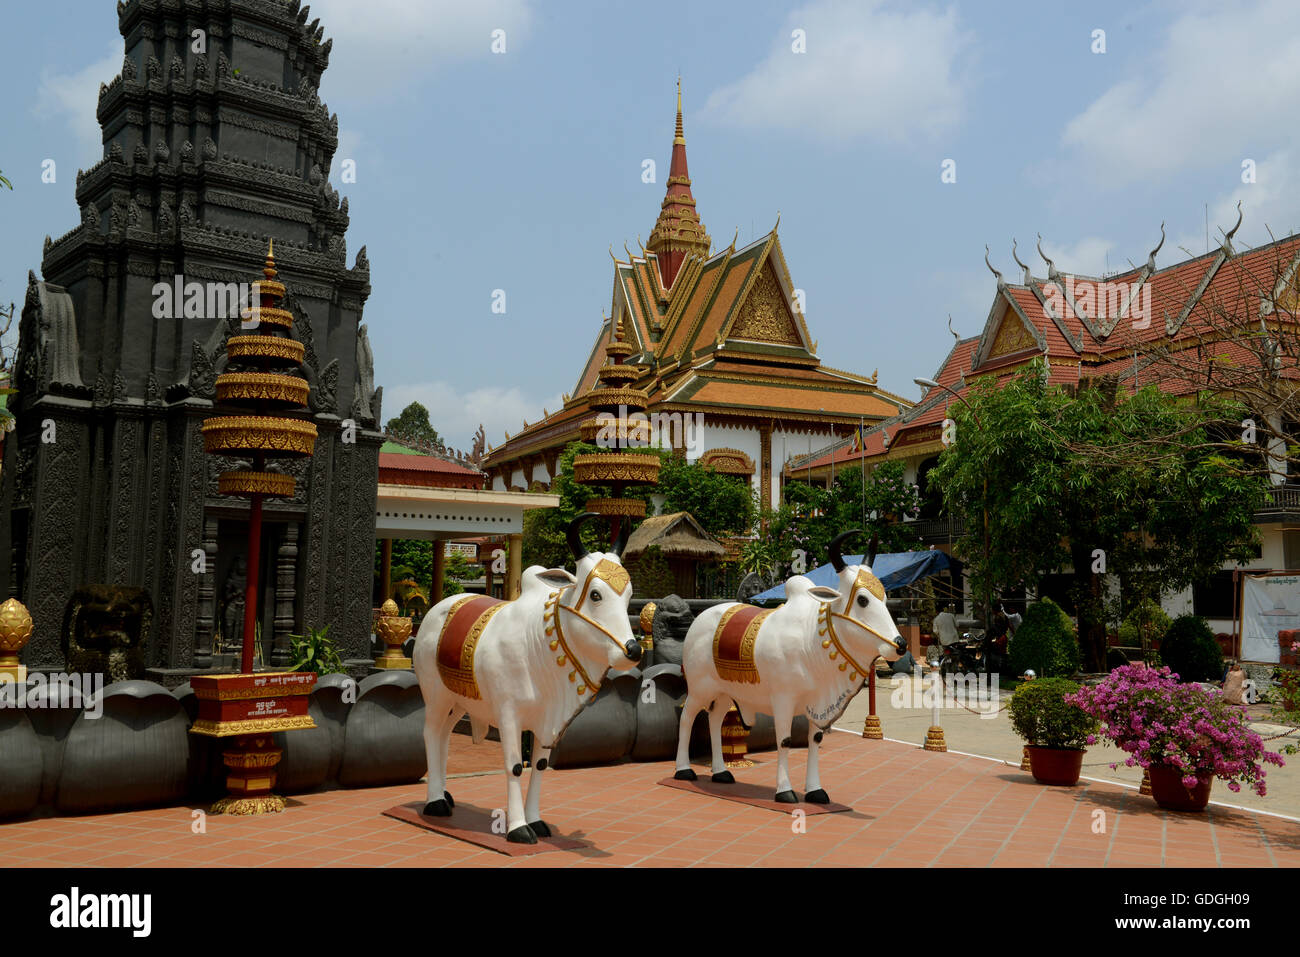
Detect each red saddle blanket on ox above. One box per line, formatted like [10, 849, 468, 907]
[711, 605, 773, 685]
[436, 594, 506, 700]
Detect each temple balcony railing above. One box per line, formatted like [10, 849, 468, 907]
[1255, 485, 1300, 523]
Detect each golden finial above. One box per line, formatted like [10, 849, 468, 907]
[264, 238, 278, 280]
[674, 77, 685, 145]
[609, 244, 619, 263]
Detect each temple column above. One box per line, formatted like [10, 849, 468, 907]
[380, 537, 392, 601]
[506, 533, 523, 600]
[194, 516, 218, 669]
[272, 523, 299, 667]
[432, 541, 446, 606]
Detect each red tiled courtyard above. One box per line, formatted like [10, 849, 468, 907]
[6, 731, 1298, 867]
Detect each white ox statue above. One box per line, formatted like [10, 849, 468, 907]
[674, 530, 907, 803]
[413, 512, 642, 843]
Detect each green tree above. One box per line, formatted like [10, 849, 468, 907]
[385, 401, 441, 447]
[652, 454, 756, 535]
[761, 461, 922, 578]
[928, 360, 1265, 671]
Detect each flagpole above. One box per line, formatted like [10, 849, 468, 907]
[860, 415, 865, 529]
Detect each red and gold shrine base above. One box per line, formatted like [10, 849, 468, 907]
[211, 734, 286, 815]
[188, 672, 317, 816]
[188, 671, 316, 737]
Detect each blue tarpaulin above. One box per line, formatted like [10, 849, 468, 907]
[749, 550, 958, 603]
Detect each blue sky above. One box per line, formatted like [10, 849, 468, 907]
[3, 0, 1297, 452]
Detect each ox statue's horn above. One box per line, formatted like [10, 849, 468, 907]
[866, 532, 880, 569]
[611, 517, 630, 558]
[828, 529, 862, 573]
[567, 511, 602, 563]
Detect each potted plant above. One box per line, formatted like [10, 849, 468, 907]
[1067, 664, 1285, 811]
[1008, 676, 1097, 786]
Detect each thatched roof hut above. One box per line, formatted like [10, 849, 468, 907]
[624, 512, 727, 598]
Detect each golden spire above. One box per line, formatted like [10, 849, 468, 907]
[674, 76, 685, 145]
[264, 238, 277, 280]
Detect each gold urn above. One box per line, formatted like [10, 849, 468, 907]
[639, 601, 656, 659]
[374, 598, 413, 670]
[0, 597, 34, 682]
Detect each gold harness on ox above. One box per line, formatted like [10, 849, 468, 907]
[435, 594, 505, 700]
[817, 567, 892, 682]
[711, 605, 774, 685]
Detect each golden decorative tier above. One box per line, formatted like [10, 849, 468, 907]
[241, 304, 295, 328]
[595, 363, 640, 383]
[579, 417, 652, 445]
[584, 497, 647, 518]
[862, 714, 883, 739]
[202, 416, 317, 456]
[218, 470, 296, 498]
[215, 372, 310, 406]
[924, 725, 947, 752]
[227, 335, 305, 364]
[603, 340, 637, 359]
[573, 452, 661, 486]
[585, 387, 650, 409]
[254, 279, 286, 299]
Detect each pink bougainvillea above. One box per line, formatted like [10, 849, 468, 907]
[1066, 664, 1285, 796]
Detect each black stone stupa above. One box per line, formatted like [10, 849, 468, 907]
[0, 0, 383, 678]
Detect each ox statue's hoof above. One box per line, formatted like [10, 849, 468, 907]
[507, 824, 538, 845]
[805, 789, 830, 804]
[674, 768, 698, 782]
[711, 770, 735, 784]
[774, 790, 799, 804]
[444, 790, 455, 810]
[528, 820, 552, 838]
[422, 798, 452, 817]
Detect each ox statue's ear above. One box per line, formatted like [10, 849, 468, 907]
[808, 586, 841, 603]
[536, 568, 577, 589]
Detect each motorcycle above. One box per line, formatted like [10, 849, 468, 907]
[939, 629, 987, 677]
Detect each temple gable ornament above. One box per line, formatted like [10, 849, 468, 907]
[988, 308, 1038, 359]
[730, 261, 801, 346]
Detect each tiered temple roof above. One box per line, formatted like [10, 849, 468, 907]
[483, 85, 909, 483]
[791, 220, 1300, 477]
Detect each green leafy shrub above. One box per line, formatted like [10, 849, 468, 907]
[289, 624, 345, 676]
[1118, 599, 1171, 663]
[1008, 677, 1097, 749]
[1008, 598, 1081, 677]
[1159, 614, 1224, 682]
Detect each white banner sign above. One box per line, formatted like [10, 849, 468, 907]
[1240, 574, 1296, 663]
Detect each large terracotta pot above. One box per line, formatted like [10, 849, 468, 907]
[1148, 764, 1214, 812]
[1026, 746, 1085, 786]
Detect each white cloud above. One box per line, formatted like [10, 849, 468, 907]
[703, 0, 973, 144]
[1038, 236, 1119, 277]
[385, 380, 562, 453]
[1060, 0, 1300, 187]
[1168, 151, 1300, 258]
[310, 0, 535, 96]
[33, 46, 120, 164]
